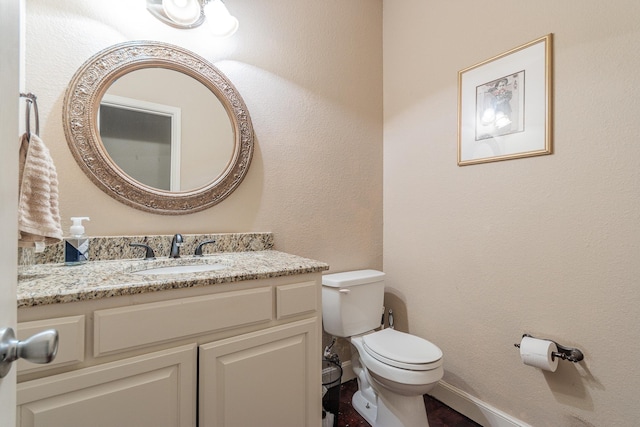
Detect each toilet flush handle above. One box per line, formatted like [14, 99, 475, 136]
[338, 289, 350, 294]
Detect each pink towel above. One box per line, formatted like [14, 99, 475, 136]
[18, 132, 63, 248]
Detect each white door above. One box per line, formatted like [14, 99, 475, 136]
[0, 0, 21, 425]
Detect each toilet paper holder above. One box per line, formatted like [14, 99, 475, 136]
[514, 334, 584, 363]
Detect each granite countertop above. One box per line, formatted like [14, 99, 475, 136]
[18, 250, 329, 308]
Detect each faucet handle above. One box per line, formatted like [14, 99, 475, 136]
[129, 243, 156, 260]
[194, 239, 216, 256]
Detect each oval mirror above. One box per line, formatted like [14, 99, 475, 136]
[63, 41, 254, 215]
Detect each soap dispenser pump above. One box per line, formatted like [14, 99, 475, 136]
[65, 217, 90, 266]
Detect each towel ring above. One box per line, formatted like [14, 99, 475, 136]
[20, 92, 40, 139]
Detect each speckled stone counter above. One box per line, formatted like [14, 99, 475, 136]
[18, 250, 329, 308]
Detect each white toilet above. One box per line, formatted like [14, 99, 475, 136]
[322, 270, 443, 427]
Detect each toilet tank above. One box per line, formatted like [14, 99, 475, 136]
[321, 270, 385, 337]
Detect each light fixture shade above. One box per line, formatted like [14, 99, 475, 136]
[204, 0, 239, 37]
[147, 0, 205, 28]
[147, 0, 238, 35]
[162, 0, 202, 26]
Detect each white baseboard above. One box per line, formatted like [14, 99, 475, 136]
[339, 361, 527, 427]
[429, 381, 531, 427]
[340, 360, 356, 383]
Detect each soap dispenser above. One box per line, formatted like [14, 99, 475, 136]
[65, 217, 90, 265]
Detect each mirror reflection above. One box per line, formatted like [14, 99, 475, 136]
[99, 68, 233, 192]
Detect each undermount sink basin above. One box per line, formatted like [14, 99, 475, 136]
[132, 263, 228, 275]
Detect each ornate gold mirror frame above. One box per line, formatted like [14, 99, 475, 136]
[63, 40, 254, 215]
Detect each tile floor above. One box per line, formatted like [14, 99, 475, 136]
[329, 379, 481, 427]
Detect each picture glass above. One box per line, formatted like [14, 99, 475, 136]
[475, 71, 525, 141]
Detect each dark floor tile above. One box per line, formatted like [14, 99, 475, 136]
[332, 379, 481, 427]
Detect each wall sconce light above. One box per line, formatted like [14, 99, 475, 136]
[147, 0, 239, 37]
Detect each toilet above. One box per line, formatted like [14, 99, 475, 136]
[322, 270, 443, 427]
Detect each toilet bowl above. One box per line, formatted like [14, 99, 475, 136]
[350, 329, 443, 427]
[321, 270, 444, 427]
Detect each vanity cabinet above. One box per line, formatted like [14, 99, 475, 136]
[16, 274, 322, 427]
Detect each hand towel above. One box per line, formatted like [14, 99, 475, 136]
[18, 132, 63, 248]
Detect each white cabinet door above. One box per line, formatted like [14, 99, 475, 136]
[199, 318, 321, 427]
[17, 345, 197, 427]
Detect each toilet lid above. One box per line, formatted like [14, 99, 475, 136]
[363, 329, 442, 371]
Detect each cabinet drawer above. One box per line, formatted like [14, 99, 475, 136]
[94, 287, 273, 357]
[276, 281, 317, 319]
[17, 315, 85, 374]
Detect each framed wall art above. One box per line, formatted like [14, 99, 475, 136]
[457, 34, 553, 166]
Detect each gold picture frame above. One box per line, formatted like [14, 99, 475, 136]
[458, 34, 553, 166]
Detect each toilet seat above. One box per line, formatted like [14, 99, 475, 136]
[350, 333, 444, 387]
[362, 329, 442, 371]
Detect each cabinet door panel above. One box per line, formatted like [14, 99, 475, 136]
[17, 345, 196, 427]
[199, 318, 320, 427]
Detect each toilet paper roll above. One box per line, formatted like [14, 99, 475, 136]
[519, 336, 559, 372]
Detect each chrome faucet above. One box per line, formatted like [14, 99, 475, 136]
[169, 234, 183, 258]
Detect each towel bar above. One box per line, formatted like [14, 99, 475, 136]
[20, 92, 40, 139]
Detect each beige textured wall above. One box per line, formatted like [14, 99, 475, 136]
[384, 1, 640, 426]
[24, 0, 382, 271]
